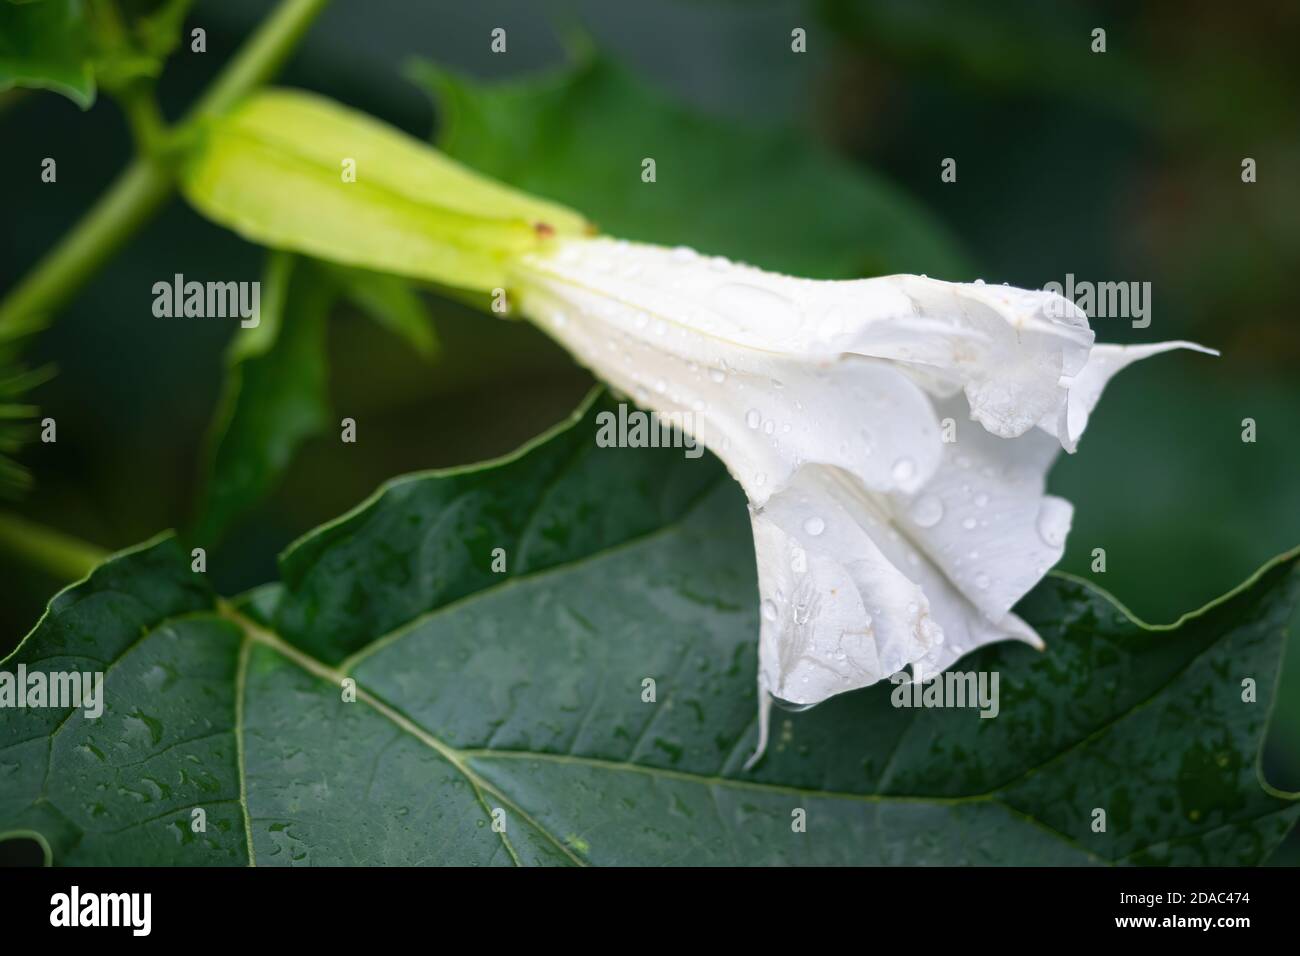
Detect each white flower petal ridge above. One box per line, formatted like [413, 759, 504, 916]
[511, 237, 1216, 763]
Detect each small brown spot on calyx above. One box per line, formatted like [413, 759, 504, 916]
[534, 221, 556, 238]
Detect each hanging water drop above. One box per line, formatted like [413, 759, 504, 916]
[909, 495, 944, 528]
[1036, 497, 1072, 548]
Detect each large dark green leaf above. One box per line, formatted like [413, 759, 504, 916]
[2, 394, 1296, 864]
[412, 55, 969, 280]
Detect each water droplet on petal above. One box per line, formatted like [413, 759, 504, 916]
[974, 572, 991, 590]
[802, 516, 826, 536]
[746, 408, 762, 429]
[1036, 498, 1072, 548]
[761, 599, 778, 622]
[910, 495, 944, 528]
[772, 696, 815, 713]
[891, 457, 916, 485]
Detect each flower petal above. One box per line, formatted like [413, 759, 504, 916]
[516, 239, 1097, 447]
[751, 465, 939, 707]
[847, 277, 1095, 442]
[511, 236, 1220, 763]
[748, 460, 1045, 757]
[515, 257, 947, 500]
[889, 396, 1069, 623]
[1039, 341, 1220, 451]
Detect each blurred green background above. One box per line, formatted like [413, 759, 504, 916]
[2, 0, 1298, 861]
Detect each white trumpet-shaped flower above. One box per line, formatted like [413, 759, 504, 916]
[510, 237, 1214, 760]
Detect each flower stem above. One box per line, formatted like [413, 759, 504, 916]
[0, 0, 331, 334]
[0, 513, 107, 583]
[185, 0, 330, 122]
[0, 160, 173, 335]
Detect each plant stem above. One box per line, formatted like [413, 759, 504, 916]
[185, 0, 330, 121]
[0, 513, 107, 582]
[0, 0, 331, 333]
[0, 160, 173, 335]
[119, 83, 168, 156]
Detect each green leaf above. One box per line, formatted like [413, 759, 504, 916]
[411, 55, 970, 280]
[3, 394, 1297, 864]
[0, 326, 54, 499]
[193, 253, 333, 545]
[329, 264, 439, 359]
[179, 88, 591, 294]
[91, 0, 193, 92]
[0, 0, 191, 108]
[0, 0, 95, 108]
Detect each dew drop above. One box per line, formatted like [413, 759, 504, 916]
[891, 457, 916, 485]
[746, 408, 762, 429]
[1036, 497, 1072, 548]
[974, 572, 991, 590]
[802, 516, 826, 536]
[909, 495, 944, 528]
[772, 697, 816, 713]
[761, 599, 778, 622]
